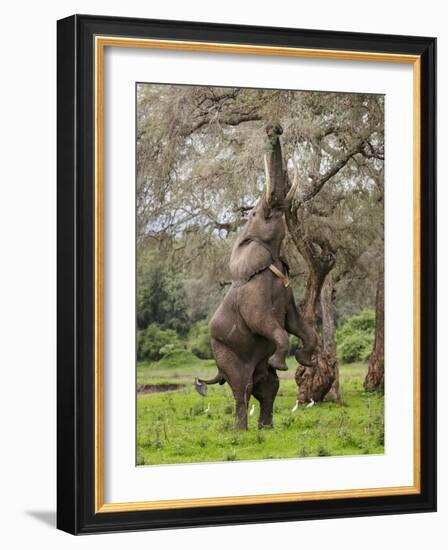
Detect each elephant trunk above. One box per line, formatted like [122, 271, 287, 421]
[264, 123, 300, 206]
[264, 123, 288, 206]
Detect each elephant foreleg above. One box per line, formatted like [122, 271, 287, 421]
[239, 302, 289, 371]
[285, 292, 318, 366]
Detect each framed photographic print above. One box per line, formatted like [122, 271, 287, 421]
[57, 14, 436, 534]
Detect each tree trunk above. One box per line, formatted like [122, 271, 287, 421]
[364, 262, 384, 391]
[321, 274, 340, 401]
[287, 212, 337, 403]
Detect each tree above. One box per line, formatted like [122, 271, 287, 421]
[321, 274, 340, 400]
[137, 261, 190, 334]
[136, 85, 385, 401]
[364, 262, 385, 391]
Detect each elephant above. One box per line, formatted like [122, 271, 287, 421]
[195, 125, 318, 430]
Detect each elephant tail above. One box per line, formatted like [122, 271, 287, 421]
[194, 373, 226, 397]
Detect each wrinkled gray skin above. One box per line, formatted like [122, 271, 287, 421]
[195, 127, 318, 430]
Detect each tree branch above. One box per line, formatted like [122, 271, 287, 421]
[359, 140, 384, 160]
[186, 112, 261, 135]
[300, 143, 363, 205]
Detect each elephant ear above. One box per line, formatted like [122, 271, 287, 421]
[229, 239, 272, 286]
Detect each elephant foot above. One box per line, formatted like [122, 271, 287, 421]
[258, 422, 274, 429]
[295, 349, 316, 368]
[268, 355, 288, 371]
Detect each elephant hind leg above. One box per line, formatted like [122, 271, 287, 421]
[211, 338, 254, 431]
[252, 367, 280, 429]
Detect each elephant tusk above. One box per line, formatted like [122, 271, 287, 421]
[285, 158, 300, 203]
[264, 154, 272, 205]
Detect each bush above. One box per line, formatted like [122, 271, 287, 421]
[137, 324, 185, 362]
[336, 309, 375, 364]
[337, 332, 374, 363]
[137, 265, 190, 334]
[157, 349, 200, 369]
[188, 320, 213, 359]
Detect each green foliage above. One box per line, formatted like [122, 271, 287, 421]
[137, 324, 185, 362]
[184, 278, 223, 325]
[136, 358, 384, 465]
[336, 309, 375, 363]
[136, 85, 384, 333]
[338, 332, 374, 363]
[157, 349, 200, 369]
[188, 320, 213, 359]
[137, 264, 190, 334]
[341, 308, 375, 333]
[137, 321, 215, 363]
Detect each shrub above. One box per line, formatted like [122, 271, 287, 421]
[336, 309, 375, 364]
[188, 320, 213, 359]
[137, 265, 190, 334]
[137, 324, 185, 362]
[338, 332, 374, 363]
[157, 349, 200, 369]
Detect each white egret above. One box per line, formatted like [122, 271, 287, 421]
[291, 400, 299, 413]
[306, 398, 315, 408]
[204, 403, 211, 413]
[249, 404, 256, 416]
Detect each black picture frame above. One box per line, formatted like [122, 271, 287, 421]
[57, 14, 436, 535]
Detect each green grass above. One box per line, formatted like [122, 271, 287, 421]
[136, 356, 384, 466]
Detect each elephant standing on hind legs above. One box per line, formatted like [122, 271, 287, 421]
[195, 125, 318, 430]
